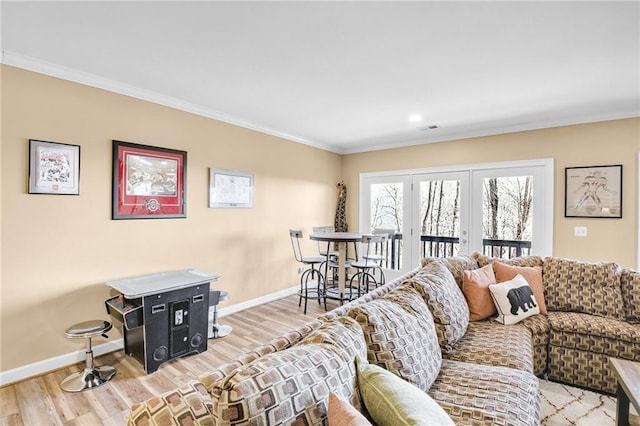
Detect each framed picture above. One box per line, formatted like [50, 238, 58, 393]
[209, 168, 254, 208]
[565, 164, 622, 218]
[28, 139, 80, 195]
[112, 140, 187, 219]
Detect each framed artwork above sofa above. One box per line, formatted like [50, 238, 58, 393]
[564, 164, 622, 218]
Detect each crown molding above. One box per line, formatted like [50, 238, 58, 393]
[1, 50, 340, 153]
[341, 110, 640, 155]
[2, 51, 638, 156]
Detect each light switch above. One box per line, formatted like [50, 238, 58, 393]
[574, 226, 587, 237]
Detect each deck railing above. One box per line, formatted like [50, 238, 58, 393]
[375, 233, 531, 270]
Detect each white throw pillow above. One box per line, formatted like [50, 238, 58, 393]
[488, 274, 540, 325]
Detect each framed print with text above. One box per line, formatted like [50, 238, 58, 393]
[112, 140, 187, 219]
[29, 139, 80, 195]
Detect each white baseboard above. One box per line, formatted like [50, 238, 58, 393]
[0, 339, 124, 387]
[216, 285, 299, 317]
[0, 285, 299, 387]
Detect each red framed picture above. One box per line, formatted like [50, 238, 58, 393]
[112, 140, 187, 219]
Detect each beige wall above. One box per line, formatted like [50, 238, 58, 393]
[0, 65, 342, 372]
[343, 118, 640, 268]
[2, 64, 639, 375]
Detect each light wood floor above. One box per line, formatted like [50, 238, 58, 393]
[0, 294, 330, 426]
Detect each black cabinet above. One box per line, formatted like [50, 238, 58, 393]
[105, 269, 218, 374]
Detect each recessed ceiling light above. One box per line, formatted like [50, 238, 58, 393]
[408, 114, 423, 123]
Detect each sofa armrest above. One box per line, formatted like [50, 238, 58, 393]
[127, 380, 214, 426]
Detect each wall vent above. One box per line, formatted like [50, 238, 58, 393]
[418, 125, 439, 131]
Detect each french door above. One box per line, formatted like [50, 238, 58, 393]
[360, 159, 553, 278]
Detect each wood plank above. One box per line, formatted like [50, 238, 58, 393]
[13, 377, 65, 425]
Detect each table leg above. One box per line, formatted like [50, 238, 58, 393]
[338, 242, 346, 304]
[617, 384, 630, 426]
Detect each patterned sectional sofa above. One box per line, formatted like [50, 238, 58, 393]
[127, 253, 640, 425]
[463, 253, 640, 394]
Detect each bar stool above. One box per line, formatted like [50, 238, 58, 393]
[363, 228, 395, 285]
[289, 229, 326, 314]
[349, 234, 384, 297]
[60, 320, 116, 392]
[208, 290, 233, 338]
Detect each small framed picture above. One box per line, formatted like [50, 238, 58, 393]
[112, 140, 187, 219]
[209, 168, 254, 208]
[565, 164, 622, 218]
[28, 139, 80, 195]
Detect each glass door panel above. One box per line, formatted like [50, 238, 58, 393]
[360, 176, 411, 280]
[481, 175, 533, 258]
[471, 165, 552, 258]
[412, 172, 469, 265]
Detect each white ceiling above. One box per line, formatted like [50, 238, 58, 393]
[2, 1, 639, 154]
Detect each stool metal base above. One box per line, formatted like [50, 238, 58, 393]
[208, 323, 232, 339]
[208, 290, 232, 339]
[60, 365, 116, 392]
[61, 319, 115, 392]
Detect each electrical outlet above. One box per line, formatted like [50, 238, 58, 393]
[574, 226, 587, 237]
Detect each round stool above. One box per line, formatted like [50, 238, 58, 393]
[208, 290, 233, 339]
[60, 320, 116, 392]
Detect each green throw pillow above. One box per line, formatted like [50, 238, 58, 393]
[356, 357, 454, 426]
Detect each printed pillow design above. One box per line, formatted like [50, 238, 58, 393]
[489, 274, 540, 325]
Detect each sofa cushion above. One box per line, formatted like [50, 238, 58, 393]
[493, 261, 547, 315]
[127, 380, 214, 426]
[547, 311, 640, 394]
[346, 283, 442, 392]
[621, 269, 640, 323]
[472, 252, 543, 268]
[298, 316, 367, 362]
[428, 359, 541, 426]
[356, 357, 455, 426]
[422, 254, 478, 289]
[443, 320, 533, 373]
[548, 311, 640, 355]
[543, 257, 625, 320]
[406, 261, 469, 352]
[462, 264, 498, 321]
[209, 317, 366, 426]
[489, 274, 541, 325]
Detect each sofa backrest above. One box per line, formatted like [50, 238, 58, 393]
[472, 252, 544, 269]
[424, 253, 634, 324]
[542, 257, 626, 321]
[204, 317, 367, 425]
[318, 266, 423, 321]
[198, 318, 324, 391]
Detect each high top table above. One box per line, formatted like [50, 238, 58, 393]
[310, 232, 362, 303]
[610, 358, 640, 426]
